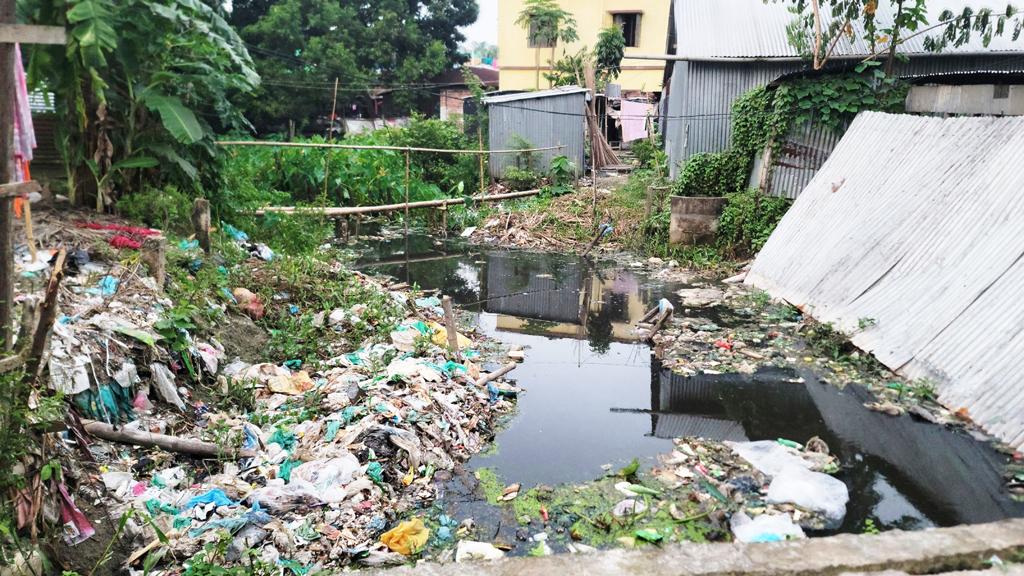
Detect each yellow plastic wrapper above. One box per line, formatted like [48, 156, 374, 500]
[428, 321, 473, 349]
[380, 519, 430, 555]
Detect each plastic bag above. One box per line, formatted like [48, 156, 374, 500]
[766, 467, 849, 526]
[247, 480, 325, 514]
[428, 321, 472, 349]
[290, 455, 361, 490]
[455, 540, 506, 562]
[268, 371, 314, 395]
[380, 518, 429, 555]
[149, 363, 186, 411]
[730, 512, 806, 543]
[184, 488, 237, 509]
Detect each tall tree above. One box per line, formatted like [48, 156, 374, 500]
[515, 0, 579, 89]
[784, 0, 1022, 72]
[595, 25, 625, 84]
[236, 0, 478, 134]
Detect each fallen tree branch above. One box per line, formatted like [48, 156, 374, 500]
[475, 362, 518, 387]
[82, 419, 255, 459]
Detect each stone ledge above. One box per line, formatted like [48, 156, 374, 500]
[372, 519, 1024, 576]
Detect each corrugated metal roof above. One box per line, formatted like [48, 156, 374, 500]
[674, 0, 1024, 59]
[483, 86, 590, 104]
[746, 111, 1024, 450]
[486, 87, 587, 178]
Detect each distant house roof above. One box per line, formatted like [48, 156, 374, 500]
[434, 65, 499, 88]
[674, 0, 1024, 60]
[483, 86, 589, 105]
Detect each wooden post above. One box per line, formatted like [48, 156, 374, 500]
[192, 198, 211, 253]
[442, 296, 460, 361]
[404, 148, 411, 240]
[24, 249, 63, 381]
[0, 0, 17, 351]
[334, 217, 349, 243]
[141, 235, 167, 287]
[322, 77, 339, 205]
[477, 123, 485, 194]
[440, 206, 448, 239]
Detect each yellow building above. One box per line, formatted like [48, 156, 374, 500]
[498, 0, 670, 93]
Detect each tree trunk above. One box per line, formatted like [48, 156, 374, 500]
[885, 0, 905, 76]
[535, 48, 541, 89]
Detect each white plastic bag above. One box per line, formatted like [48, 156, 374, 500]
[766, 467, 849, 525]
[730, 512, 806, 543]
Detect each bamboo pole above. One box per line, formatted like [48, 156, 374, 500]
[82, 419, 255, 458]
[322, 77, 340, 205]
[475, 362, 517, 387]
[477, 123, 485, 194]
[404, 148, 411, 241]
[0, 0, 15, 350]
[216, 140, 566, 156]
[253, 189, 544, 217]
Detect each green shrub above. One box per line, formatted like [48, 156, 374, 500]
[503, 166, 541, 191]
[631, 137, 667, 174]
[716, 188, 791, 257]
[116, 185, 195, 233]
[385, 116, 479, 192]
[673, 151, 750, 197]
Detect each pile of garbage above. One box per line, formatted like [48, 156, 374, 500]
[13, 210, 523, 572]
[652, 436, 848, 543]
[87, 332, 520, 570]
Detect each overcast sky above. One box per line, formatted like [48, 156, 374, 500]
[461, 0, 498, 46]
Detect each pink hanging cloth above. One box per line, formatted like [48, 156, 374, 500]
[12, 44, 36, 182]
[620, 99, 653, 143]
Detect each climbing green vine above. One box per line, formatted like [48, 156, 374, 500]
[675, 68, 909, 199]
[773, 64, 909, 132]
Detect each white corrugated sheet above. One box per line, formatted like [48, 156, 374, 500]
[746, 111, 1024, 450]
[675, 0, 1024, 59]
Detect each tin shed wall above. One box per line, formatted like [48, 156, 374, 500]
[746, 111, 1024, 450]
[487, 93, 586, 179]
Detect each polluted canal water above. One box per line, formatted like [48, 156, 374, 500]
[356, 230, 1024, 553]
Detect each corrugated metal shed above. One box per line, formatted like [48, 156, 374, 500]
[663, 0, 1024, 186]
[675, 0, 1024, 60]
[746, 111, 1024, 450]
[484, 87, 588, 179]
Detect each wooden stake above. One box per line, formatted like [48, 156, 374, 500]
[23, 199, 36, 262]
[141, 235, 166, 287]
[478, 123, 486, 194]
[322, 77, 339, 204]
[0, 0, 16, 351]
[24, 249, 64, 381]
[404, 148, 411, 240]
[442, 295, 460, 361]
[191, 198, 211, 253]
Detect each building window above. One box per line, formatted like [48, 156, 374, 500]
[613, 13, 642, 48]
[528, 21, 555, 48]
[994, 85, 1010, 99]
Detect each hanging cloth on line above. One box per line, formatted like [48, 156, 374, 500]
[11, 43, 36, 183]
[620, 99, 654, 143]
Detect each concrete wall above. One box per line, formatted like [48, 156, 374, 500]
[907, 84, 1024, 116]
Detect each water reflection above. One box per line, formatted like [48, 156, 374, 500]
[359, 234, 1024, 532]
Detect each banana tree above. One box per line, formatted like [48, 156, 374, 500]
[17, 0, 259, 208]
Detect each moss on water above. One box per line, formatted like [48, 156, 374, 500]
[474, 468, 504, 505]
[469, 467, 723, 552]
